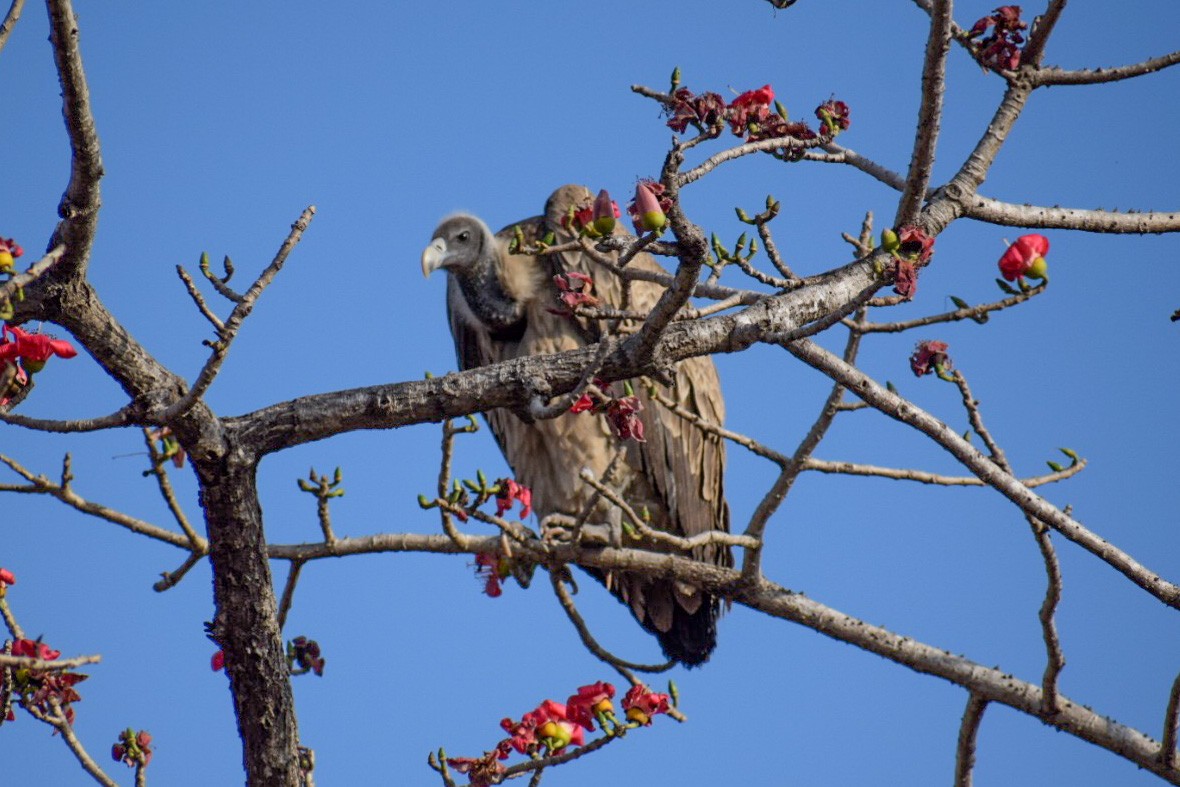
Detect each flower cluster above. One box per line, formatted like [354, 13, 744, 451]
[910, 340, 953, 380]
[446, 679, 674, 783]
[2, 638, 87, 725]
[665, 83, 848, 161]
[0, 237, 23, 275]
[112, 728, 153, 768]
[287, 636, 325, 676]
[494, 478, 532, 519]
[967, 5, 1028, 71]
[446, 680, 672, 783]
[998, 233, 1049, 282]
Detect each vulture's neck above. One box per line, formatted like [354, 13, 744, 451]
[455, 248, 527, 341]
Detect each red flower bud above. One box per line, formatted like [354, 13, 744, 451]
[998, 233, 1050, 280]
[632, 181, 666, 233]
[592, 189, 618, 235]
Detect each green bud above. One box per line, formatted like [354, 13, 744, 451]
[1046, 461, 1064, 472]
[880, 228, 900, 253]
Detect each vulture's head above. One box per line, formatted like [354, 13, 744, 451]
[421, 214, 495, 279]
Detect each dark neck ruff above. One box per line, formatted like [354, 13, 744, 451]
[455, 251, 527, 342]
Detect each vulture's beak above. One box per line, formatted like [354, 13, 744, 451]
[421, 238, 448, 278]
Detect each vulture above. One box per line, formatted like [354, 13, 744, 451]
[421, 184, 731, 666]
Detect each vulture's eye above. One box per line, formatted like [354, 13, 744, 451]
[456, 230, 471, 243]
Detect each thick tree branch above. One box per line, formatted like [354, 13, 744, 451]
[963, 196, 1180, 233]
[0, 0, 24, 53]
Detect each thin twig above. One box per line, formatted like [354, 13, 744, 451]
[803, 456, 1084, 487]
[0, 452, 194, 549]
[277, 560, 305, 630]
[0, 652, 101, 670]
[176, 264, 226, 332]
[0, 0, 25, 53]
[1021, 0, 1067, 68]
[846, 285, 1044, 333]
[142, 428, 202, 546]
[548, 572, 673, 680]
[161, 206, 316, 422]
[41, 697, 119, 787]
[0, 404, 135, 432]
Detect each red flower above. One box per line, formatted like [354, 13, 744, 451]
[569, 378, 610, 414]
[0, 325, 78, 373]
[211, 650, 225, 671]
[527, 699, 586, 750]
[12, 638, 61, 662]
[494, 478, 532, 519]
[565, 681, 616, 731]
[628, 180, 670, 233]
[728, 84, 776, 135]
[998, 233, 1050, 281]
[473, 552, 506, 597]
[112, 729, 153, 768]
[553, 272, 599, 311]
[896, 226, 935, 263]
[968, 6, 1027, 71]
[606, 395, 645, 442]
[892, 259, 918, 300]
[0, 567, 14, 588]
[622, 684, 671, 726]
[910, 340, 952, 377]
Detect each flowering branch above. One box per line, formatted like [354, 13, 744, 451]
[29, 697, 120, 787]
[846, 284, 1044, 333]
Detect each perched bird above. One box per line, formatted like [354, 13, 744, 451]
[422, 184, 730, 666]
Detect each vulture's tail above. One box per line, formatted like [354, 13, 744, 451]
[597, 571, 724, 667]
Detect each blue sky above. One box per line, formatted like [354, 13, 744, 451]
[3, 1, 1179, 784]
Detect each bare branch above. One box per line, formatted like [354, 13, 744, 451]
[803, 456, 1085, 488]
[0, 404, 136, 432]
[1033, 48, 1180, 85]
[0, 0, 25, 53]
[0, 652, 101, 671]
[895, 0, 952, 227]
[161, 206, 316, 422]
[0, 452, 196, 549]
[847, 284, 1044, 334]
[954, 694, 988, 787]
[38, 697, 119, 787]
[963, 196, 1180, 234]
[1164, 669, 1180, 770]
[786, 338, 1180, 609]
[1021, 0, 1067, 67]
[0, 244, 64, 305]
[548, 572, 673, 681]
